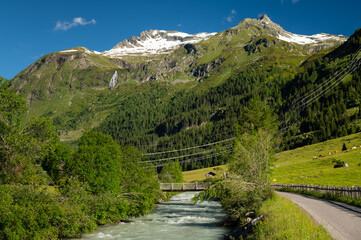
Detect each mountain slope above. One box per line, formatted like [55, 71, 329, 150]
[9, 16, 356, 171]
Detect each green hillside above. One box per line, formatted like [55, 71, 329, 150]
[182, 131, 361, 186]
[273, 132, 361, 186]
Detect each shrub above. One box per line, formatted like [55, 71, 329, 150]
[332, 159, 344, 168]
[193, 179, 272, 225]
[159, 161, 183, 183]
[0, 185, 96, 239]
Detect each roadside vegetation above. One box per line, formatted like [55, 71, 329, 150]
[277, 188, 361, 208]
[250, 194, 332, 240]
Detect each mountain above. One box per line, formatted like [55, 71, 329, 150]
[104, 30, 217, 57]
[12, 15, 346, 102]
[10, 15, 359, 170]
[243, 15, 346, 51]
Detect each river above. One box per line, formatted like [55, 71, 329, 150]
[82, 191, 228, 240]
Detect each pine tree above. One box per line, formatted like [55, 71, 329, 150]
[342, 143, 347, 151]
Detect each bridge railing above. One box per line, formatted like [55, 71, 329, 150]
[272, 184, 361, 199]
[160, 182, 212, 191]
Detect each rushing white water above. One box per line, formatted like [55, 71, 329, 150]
[82, 191, 227, 240]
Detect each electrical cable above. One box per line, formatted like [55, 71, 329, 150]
[144, 149, 233, 168]
[142, 137, 236, 156]
[141, 144, 233, 163]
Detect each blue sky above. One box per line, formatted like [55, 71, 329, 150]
[1, 0, 360, 79]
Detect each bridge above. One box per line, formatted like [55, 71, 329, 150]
[160, 182, 212, 191]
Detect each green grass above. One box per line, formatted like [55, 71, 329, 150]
[272, 132, 361, 186]
[184, 132, 361, 186]
[251, 193, 332, 240]
[182, 165, 228, 182]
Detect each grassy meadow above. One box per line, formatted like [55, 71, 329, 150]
[182, 132, 361, 186]
[272, 132, 361, 186]
[182, 165, 228, 182]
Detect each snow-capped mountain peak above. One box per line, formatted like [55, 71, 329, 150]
[101, 30, 216, 58]
[58, 15, 347, 58]
[254, 14, 347, 46]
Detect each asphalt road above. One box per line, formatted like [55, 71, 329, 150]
[277, 191, 361, 240]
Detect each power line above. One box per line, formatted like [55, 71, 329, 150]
[290, 47, 361, 107]
[289, 52, 361, 113]
[135, 129, 236, 149]
[144, 149, 233, 168]
[296, 58, 361, 111]
[283, 58, 361, 126]
[278, 59, 360, 134]
[142, 137, 236, 156]
[141, 144, 233, 163]
[278, 49, 361, 132]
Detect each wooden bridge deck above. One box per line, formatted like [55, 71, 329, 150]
[160, 182, 212, 191]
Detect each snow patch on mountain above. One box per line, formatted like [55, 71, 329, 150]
[278, 32, 346, 45]
[60, 49, 78, 53]
[102, 30, 216, 58]
[59, 47, 100, 55]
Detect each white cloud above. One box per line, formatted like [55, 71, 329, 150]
[177, 23, 182, 27]
[55, 17, 96, 31]
[226, 9, 237, 23]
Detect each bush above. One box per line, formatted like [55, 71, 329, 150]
[158, 161, 183, 183]
[332, 159, 344, 168]
[0, 185, 96, 239]
[193, 179, 272, 225]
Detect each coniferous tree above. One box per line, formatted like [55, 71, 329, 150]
[342, 143, 347, 151]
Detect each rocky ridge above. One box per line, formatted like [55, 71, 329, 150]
[233, 15, 347, 52]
